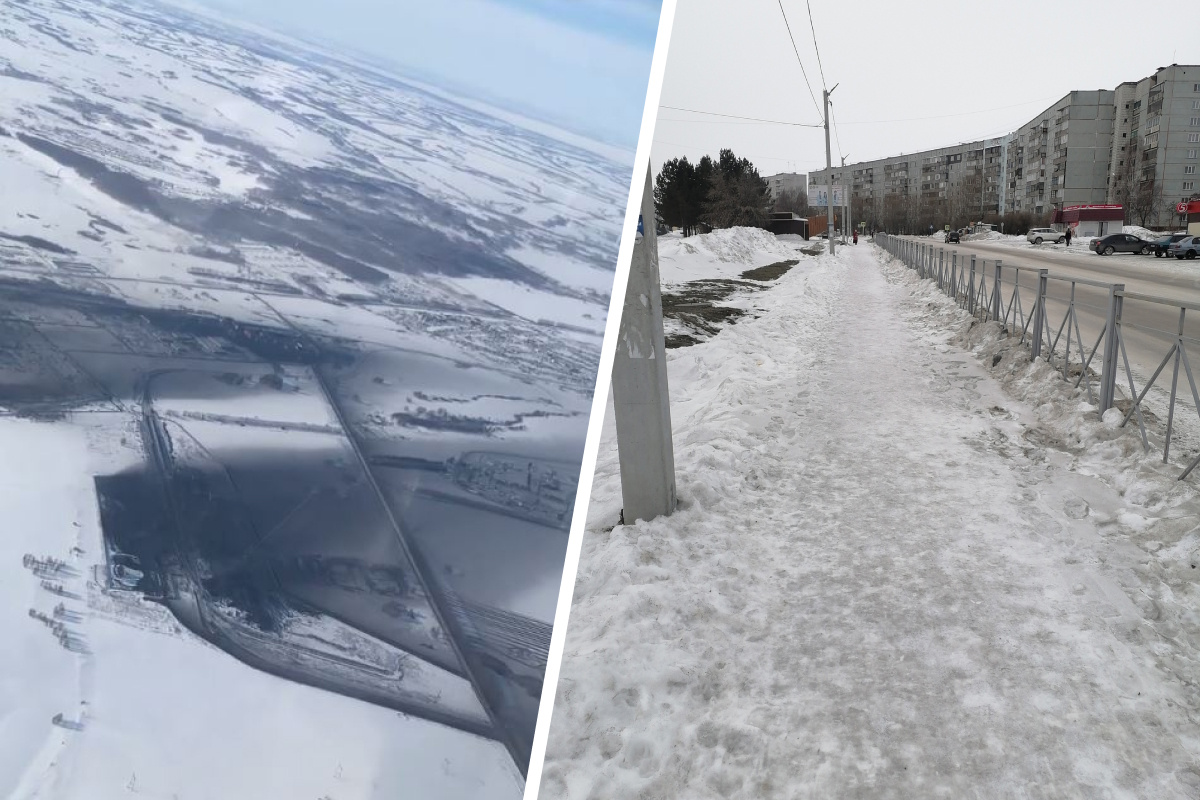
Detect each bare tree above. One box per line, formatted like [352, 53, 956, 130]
[772, 189, 808, 215]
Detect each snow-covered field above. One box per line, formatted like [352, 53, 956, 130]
[0, 416, 522, 800]
[542, 243, 1200, 798]
[0, 0, 636, 795]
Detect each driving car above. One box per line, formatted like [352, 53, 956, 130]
[1089, 233, 1153, 256]
[1167, 236, 1199, 260]
[1152, 233, 1189, 257]
[946, 230, 960, 243]
[1026, 227, 1064, 245]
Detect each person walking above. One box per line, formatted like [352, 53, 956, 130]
[852, 230, 858, 245]
[1064, 225, 1073, 247]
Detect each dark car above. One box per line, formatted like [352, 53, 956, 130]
[946, 230, 961, 243]
[1089, 233, 1153, 256]
[1152, 233, 1189, 257]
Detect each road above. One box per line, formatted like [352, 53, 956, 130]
[892, 236, 1200, 459]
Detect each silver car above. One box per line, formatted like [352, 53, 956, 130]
[1168, 236, 1200, 260]
[1026, 227, 1065, 245]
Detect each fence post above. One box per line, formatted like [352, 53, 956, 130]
[969, 254, 977, 315]
[612, 167, 677, 523]
[938, 248, 945, 290]
[992, 259, 1002, 322]
[951, 251, 958, 300]
[1030, 268, 1049, 361]
[1098, 284, 1124, 414]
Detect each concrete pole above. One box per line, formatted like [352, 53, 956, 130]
[612, 167, 677, 524]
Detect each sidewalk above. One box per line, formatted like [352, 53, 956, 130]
[543, 243, 1200, 799]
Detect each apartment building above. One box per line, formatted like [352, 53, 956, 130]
[1004, 90, 1115, 215]
[807, 65, 1199, 229]
[764, 172, 807, 200]
[1110, 65, 1200, 225]
[809, 134, 1010, 221]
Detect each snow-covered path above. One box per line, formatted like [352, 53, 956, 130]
[543, 243, 1200, 799]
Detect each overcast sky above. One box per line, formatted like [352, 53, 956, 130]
[652, 0, 1197, 179]
[191, 0, 662, 151]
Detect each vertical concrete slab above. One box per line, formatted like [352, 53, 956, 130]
[612, 167, 677, 524]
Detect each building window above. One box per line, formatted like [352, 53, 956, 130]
[1193, 118, 1200, 126]
[1192, 133, 1200, 143]
[1190, 150, 1198, 159]
[1187, 166, 1197, 175]
[1185, 182, 1196, 191]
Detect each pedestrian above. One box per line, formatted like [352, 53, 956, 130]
[1064, 226, 1072, 247]
[852, 230, 858, 245]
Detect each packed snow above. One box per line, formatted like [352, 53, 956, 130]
[657, 227, 807, 284]
[542, 241, 1200, 798]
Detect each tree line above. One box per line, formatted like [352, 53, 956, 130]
[655, 149, 790, 236]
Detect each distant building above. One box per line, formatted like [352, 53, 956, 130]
[808, 64, 1200, 229]
[764, 172, 807, 200]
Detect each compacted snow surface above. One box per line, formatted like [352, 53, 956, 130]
[542, 241, 1200, 799]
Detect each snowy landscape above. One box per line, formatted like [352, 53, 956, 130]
[543, 231, 1200, 798]
[0, 0, 634, 797]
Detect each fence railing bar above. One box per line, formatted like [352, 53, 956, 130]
[1120, 292, 1200, 314]
[1073, 321, 1105, 400]
[1117, 328, 1151, 450]
[1176, 346, 1200, 480]
[1120, 339, 1174, 437]
[1163, 309, 1188, 463]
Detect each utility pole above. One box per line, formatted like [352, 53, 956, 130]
[841, 153, 851, 244]
[824, 84, 838, 255]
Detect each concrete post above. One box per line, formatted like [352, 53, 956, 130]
[939, 248, 945, 290]
[612, 167, 677, 524]
[1099, 284, 1124, 414]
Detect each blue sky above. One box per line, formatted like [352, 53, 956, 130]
[194, 0, 662, 151]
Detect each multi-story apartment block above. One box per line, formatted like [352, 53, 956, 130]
[808, 65, 1198, 230]
[1004, 90, 1115, 215]
[810, 135, 1009, 226]
[1110, 65, 1200, 225]
[763, 172, 807, 200]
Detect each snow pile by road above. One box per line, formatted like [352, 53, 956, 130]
[542, 244, 1200, 798]
[657, 227, 803, 284]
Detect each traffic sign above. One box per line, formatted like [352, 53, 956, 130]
[1179, 202, 1189, 214]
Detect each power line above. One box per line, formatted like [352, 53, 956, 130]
[830, 101, 843, 161]
[775, 0, 822, 120]
[805, 0, 827, 91]
[658, 105, 822, 127]
[651, 137, 827, 167]
[836, 96, 1062, 126]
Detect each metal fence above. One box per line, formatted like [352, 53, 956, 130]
[875, 233, 1200, 481]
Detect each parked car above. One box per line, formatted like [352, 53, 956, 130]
[1152, 233, 1189, 257]
[946, 230, 960, 243]
[1089, 233, 1153, 255]
[1168, 236, 1200, 260]
[1026, 227, 1064, 245]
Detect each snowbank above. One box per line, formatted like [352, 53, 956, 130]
[657, 227, 804, 284]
